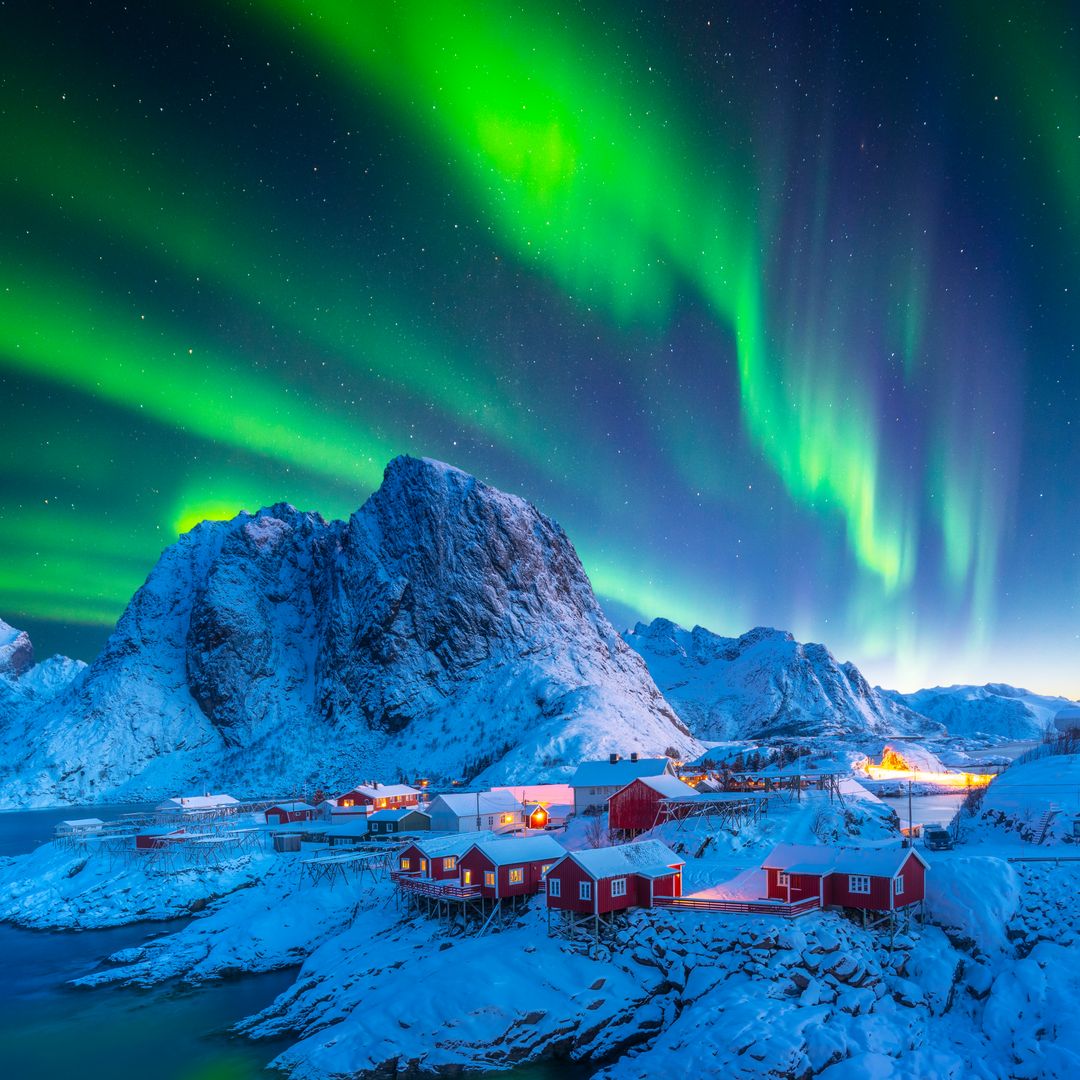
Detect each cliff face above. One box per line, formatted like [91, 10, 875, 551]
[623, 619, 937, 740]
[0, 457, 697, 807]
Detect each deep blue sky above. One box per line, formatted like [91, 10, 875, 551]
[1, 1, 1077, 694]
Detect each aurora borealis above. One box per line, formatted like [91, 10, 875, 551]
[1, 2, 1077, 693]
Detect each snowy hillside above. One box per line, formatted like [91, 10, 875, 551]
[888, 683, 1077, 741]
[624, 619, 937, 741]
[0, 457, 698, 808]
[0, 618, 85, 728]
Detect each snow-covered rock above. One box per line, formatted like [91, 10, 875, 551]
[0, 618, 86, 734]
[624, 619, 937, 740]
[887, 683, 1077, 742]
[0, 457, 698, 808]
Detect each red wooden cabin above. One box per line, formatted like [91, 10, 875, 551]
[607, 774, 698, 834]
[335, 782, 421, 812]
[545, 840, 684, 915]
[136, 830, 186, 850]
[457, 836, 567, 899]
[761, 843, 928, 911]
[396, 831, 495, 880]
[264, 801, 315, 825]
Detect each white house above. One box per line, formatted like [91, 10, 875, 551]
[156, 794, 240, 818]
[569, 754, 675, 814]
[425, 790, 525, 834]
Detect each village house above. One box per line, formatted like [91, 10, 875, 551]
[607, 774, 699, 835]
[264, 801, 316, 825]
[545, 839, 685, 915]
[333, 781, 422, 813]
[55, 818, 105, 839]
[457, 835, 567, 899]
[156, 794, 240, 819]
[396, 831, 497, 880]
[761, 843, 928, 912]
[569, 754, 675, 814]
[366, 807, 431, 836]
[425, 790, 524, 834]
[491, 783, 575, 829]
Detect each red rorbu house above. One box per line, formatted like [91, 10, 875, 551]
[264, 801, 316, 825]
[334, 782, 421, 814]
[607, 774, 699, 836]
[395, 831, 497, 882]
[761, 843, 929, 913]
[457, 836, 567, 899]
[545, 839, 684, 919]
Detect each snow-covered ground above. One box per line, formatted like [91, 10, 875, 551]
[2, 758, 1079, 1078]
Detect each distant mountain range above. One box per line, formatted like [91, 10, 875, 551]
[622, 619, 938, 741]
[883, 684, 1075, 742]
[3, 457, 1076, 808]
[0, 457, 698, 808]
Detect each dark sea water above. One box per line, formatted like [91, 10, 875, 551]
[0, 805, 295, 1079]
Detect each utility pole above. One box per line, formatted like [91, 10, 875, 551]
[907, 778, 914, 846]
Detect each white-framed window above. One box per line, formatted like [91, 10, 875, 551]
[548, 877, 561, 897]
[484, 870, 495, 887]
[611, 877, 627, 897]
[400, 857, 411, 870]
[420, 858, 428, 874]
[463, 869, 473, 885]
[894, 875, 905, 896]
[442, 856, 456, 872]
[579, 880, 592, 901]
[849, 875, 871, 895]
[777, 872, 789, 887]
[540, 863, 553, 877]
[500, 813, 514, 824]
[509, 867, 524, 885]
[487, 815, 494, 826]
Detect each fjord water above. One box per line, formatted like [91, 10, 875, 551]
[0, 805, 295, 1079]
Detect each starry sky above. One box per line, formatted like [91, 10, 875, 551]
[1, 1, 1077, 694]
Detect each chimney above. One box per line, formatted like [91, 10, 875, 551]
[609, 753, 620, 765]
[630, 752, 639, 763]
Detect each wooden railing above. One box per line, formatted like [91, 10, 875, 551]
[652, 895, 821, 918]
[391, 872, 482, 900]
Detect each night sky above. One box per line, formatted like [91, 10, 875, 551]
[1, 2, 1077, 694]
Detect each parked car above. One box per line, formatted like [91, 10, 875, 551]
[924, 826, 953, 851]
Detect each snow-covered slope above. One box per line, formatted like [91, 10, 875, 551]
[0, 457, 698, 808]
[623, 619, 936, 740]
[888, 683, 1076, 741]
[0, 618, 85, 730]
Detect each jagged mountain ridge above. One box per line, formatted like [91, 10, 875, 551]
[0, 457, 698, 807]
[0, 617, 86, 729]
[885, 683, 1078, 742]
[622, 618, 937, 740]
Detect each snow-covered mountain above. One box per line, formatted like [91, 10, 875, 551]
[886, 683, 1077, 742]
[0, 457, 698, 808]
[0, 618, 85, 726]
[622, 619, 936, 740]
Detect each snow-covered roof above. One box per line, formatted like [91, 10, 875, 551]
[761, 843, 928, 878]
[267, 801, 314, 812]
[59, 818, 104, 828]
[411, 831, 497, 858]
[339, 783, 420, 800]
[561, 840, 684, 880]
[630, 774, 699, 799]
[570, 758, 672, 788]
[157, 794, 239, 811]
[490, 783, 575, 805]
[368, 808, 430, 823]
[467, 835, 567, 866]
[426, 790, 524, 816]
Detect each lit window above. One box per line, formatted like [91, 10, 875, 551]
[401, 857, 411, 870]
[541, 863, 552, 877]
[894, 876, 905, 896]
[777, 872, 789, 887]
[849, 875, 871, 895]
[611, 878, 627, 897]
[548, 877, 561, 897]
[579, 881, 592, 901]
[420, 858, 428, 874]
[501, 813, 514, 824]
[509, 867, 524, 885]
[442, 856, 456, 872]
[463, 870, 472, 885]
[484, 870, 496, 887]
